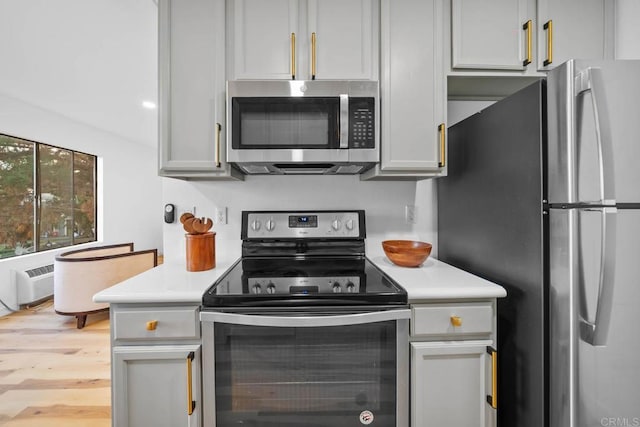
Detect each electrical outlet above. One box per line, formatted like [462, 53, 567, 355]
[405, 205, 417, 225]
[215, 207, 227, 225]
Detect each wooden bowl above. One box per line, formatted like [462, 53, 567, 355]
[382, 240, 432, 268]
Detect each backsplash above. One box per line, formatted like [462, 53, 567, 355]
[162, 175, 435, 264]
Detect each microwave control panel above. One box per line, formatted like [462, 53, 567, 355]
[348, 98, 375, 149]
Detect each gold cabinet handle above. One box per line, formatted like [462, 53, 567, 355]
[187, 352, 196, 416]
[450, 316, 462, 327]
[438, 123, 446, 167]
[311, 32, 317, 80]
[214, 122, 221, 168]
[290, 32, 296, 80]
[486, 346, 498, 409]
[543, 20, 553, 66]
[146, 320, 158, 331]
[522, 20, 532, 66]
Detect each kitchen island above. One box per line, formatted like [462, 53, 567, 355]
[94, 249, 505, 427]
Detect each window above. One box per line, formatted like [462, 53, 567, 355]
[0, 133, 97, 259]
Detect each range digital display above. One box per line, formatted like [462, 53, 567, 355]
[288, 215, 318, 228]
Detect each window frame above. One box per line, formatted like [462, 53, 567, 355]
[0, 132, 98, 259]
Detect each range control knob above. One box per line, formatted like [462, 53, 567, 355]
[332, 282, 342, 293]
[251, 220, 261, 231]
[266, 283, 276, 294]
[345, 219, 355, 231]
[346, 282, 355, 293]
[331, 219, 342, 231]
[251, 284, 262, 294]
[265, 219, 276, 232]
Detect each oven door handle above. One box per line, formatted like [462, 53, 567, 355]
[201, 309, 410, 327]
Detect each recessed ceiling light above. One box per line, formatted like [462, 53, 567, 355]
[142, 101, 157, 109]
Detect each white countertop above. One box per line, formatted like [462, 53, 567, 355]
[93, 258, 238, 304]
[368, 255, 506, 302]
[94, 243, 506, 305]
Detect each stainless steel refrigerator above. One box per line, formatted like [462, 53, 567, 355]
[438, 59, 640, 427]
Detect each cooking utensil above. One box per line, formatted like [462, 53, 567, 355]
[192, 217, 213, 234]
[180, 212, 194, 224]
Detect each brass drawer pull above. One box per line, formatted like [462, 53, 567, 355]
[486, 346, 498, 409]
[214, 122, 221, 168]
[450, 315, 462, 327]
[522, 20, 532, 66]
[146, 320, 158, 331]
[438, 123, 446, 167]
[543, 20, 553, 66]
[187, 352, 196, 415]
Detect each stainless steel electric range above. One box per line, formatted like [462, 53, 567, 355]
[201, 210, 409, 427]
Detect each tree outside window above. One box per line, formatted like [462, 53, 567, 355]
[0, 134, 97, 259]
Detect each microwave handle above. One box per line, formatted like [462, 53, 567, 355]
[340, 94, 349, 148]
[201, 309, 410, 328]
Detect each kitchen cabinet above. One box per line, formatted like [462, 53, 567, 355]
[226, 0, 378, 81]
[451, 0, 532, 71]
[361, 0, 447, 180]
[158, 0, 243, 180]
[410, 301, 498, 427]
[536, 0, 614, 71]
[450, 0, 614, 74]
[110, 304, 202, 427]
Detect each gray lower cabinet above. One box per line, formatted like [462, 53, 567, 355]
[410, 301, 498, 427]
[110, 304, 202, 427]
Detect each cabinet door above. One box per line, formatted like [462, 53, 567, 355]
[307, 0, 378, 80]
[411, 341, 496, 427]
[158, 0, 242, 179]
[228, 0, 299, 80]
[451, 0, 529, 70]
[377, 0, 446, 173]
[537, 0, 612, 71]
[112, 345, 201, 427]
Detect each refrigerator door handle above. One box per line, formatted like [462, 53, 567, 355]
[579, 207, 617, 346]
[575, 67, 616, 205]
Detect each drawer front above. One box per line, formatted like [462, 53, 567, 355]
[411, 302, 493, 338]
[113, 306, 200, 341]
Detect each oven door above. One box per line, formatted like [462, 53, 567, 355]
[201, 309, 410, 427]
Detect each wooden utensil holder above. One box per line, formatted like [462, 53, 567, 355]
[185, 232, 216, 271]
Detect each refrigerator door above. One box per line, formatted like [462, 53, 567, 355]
[547, 59, 640, 205]
[438, 81, 546, 427]
[549, 207, 640, 427]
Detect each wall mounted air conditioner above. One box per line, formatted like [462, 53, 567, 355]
[13, 264, 54, 306]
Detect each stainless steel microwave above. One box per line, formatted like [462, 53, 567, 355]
[227, 80, 379, 175]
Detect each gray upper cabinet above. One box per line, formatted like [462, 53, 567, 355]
[450, 0, 613, 75]
[451, 0, 531, 71]
[158, 0, 243, 180]
[362, 0, 447, 180]
[536, 0, 614, 71]
[227, 0, 378, 81]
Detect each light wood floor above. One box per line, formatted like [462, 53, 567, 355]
[0, 299, 111, 426]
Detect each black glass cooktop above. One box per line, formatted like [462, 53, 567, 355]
[202, 256, 407, 308]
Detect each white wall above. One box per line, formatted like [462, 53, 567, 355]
[0, 94, 163, 316]
[162, 176, 425, 264]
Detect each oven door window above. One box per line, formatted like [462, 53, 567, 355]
[231, 97, 340, 149]
[214, 321, 397, 427]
